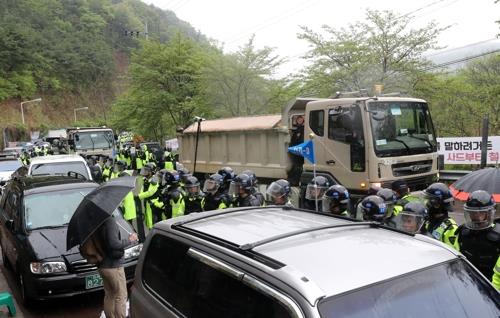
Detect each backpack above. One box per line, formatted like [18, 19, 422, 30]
[79, 231, 105, 265]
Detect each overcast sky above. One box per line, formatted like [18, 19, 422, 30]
[142, 0, 499, 76]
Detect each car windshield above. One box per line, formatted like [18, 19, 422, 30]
[318, 259, 500, 318]
[368, 102, 437, 157]
[31, 162, 89, 179]
[75, 131, 113, 150]
[24, 188, 93, 230]
[0, 160, 22, 172]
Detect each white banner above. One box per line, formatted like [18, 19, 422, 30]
[437, 136, 500, 164]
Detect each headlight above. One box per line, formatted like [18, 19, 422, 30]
[30, 261, 67, 274]
[124, 244, 143, 260]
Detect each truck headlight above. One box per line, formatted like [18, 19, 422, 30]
[124, 244, 143, 260]
[30, 261, 67, 274]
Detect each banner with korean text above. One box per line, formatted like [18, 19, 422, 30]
[437, 136, 500, 164]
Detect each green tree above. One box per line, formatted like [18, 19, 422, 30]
[297, 9, 447, 96]
[112, 34, 210, 139]
[201, 36, 286, 117]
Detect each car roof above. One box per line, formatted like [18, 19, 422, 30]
[29, 155, 87, 164]
[159, 207, 458, 303]
[14, 176, 96, 194]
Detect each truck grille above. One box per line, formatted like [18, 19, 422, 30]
[70, 259, 98, 273]
[392, 160, 433, 177]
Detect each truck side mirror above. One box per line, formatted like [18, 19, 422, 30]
[74, 134, 80, 142]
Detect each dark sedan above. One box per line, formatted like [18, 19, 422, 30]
[0, 176, 141, 305]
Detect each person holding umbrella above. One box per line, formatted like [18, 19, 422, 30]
[449, 190, 499, 289]
[67, 177, 139, 318]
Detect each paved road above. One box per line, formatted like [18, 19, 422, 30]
[0, 249, 102, 318]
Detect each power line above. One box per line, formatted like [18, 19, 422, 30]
[425, 38, 499, 58]
[423, 49, 500, 71]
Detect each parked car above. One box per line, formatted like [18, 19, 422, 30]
[0, 158, 22, 189]
[0, 176, 141, 305]
[28, 154, 94, 180]
[131, 206, 500, 318]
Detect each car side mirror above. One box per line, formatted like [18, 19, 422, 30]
[74, 134, 80, 142]
[6, 219, 15, 232]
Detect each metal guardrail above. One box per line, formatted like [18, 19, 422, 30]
[439, 170, 470, 182]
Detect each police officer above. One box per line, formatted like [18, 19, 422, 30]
[392, 180, 420, 215]
[203, 173, 232, 211]
[450, 190, 499, 289]
[396, 202, 428, 234]
[357, 195, 390, 222]
[110, 161, 126, 179]
[230, 173, 260, 207]
[242, 170, 264, 206]
[137, 163, 159, 229]
[422, 182, 457, 245]
[20, 149, 30, 166]
[218, 166, 235, 195]
[266, 179, 293, 206]
[322, 185, 350, 216]
[117, 165, 137, 228]
[162, 147, 176, 171]
[184, 176, 205, 214]
[163, 170, 185, 219]
[303, 176, 330, 211]
[102, 158, 113, 182]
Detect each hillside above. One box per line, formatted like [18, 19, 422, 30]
[0, 0, 206, 130]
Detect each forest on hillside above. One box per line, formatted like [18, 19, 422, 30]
[0, 0, 499, 141]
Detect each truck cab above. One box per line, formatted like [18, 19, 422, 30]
[65, 127, 116, 159]
[293, 96, 438, 196]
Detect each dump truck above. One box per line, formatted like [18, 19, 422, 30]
[65, 126, 116, 159]
[179, 96, 439, 198]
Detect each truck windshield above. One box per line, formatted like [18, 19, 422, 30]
[318, 259, 500, 318]
[75, 131, 113, 150]
[368, 102, 437, 157]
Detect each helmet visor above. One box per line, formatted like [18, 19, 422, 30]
[397, 213, 425, 234]
[139, 167, 150, 176]
[266, 182, 284, 199]
[463, 207, 495, 230]
[185, 184, 200, 195]
[305, 184, 327, 200]
[203, 180, 219, 193]
[228, 181, 240, 197]
[322, 197, 349, 214]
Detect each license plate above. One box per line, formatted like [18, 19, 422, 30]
[85, 274, 103, 289]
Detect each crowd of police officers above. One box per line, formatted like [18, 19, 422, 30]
[18, 136, 499, 290]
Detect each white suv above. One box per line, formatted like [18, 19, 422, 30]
[28, 155, 93, 180]
[131, 207, 500, 318]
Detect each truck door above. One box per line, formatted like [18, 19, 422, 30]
[319, 105, 368, 190]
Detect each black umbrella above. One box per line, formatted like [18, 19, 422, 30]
[66, 176, 137, 251]
[450, 167, 500, 203]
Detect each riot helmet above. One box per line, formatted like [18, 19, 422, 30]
[114, 160, 126, 173]
[322, 185, 350, 215]
[184, 176, 201, 196]
[163, 170, 180, 187]
[139, 165, 153, 177]
[423, 182, 453, 216]
[463, 190, 496, 230]
[241, 170, 257, 187]
[104, 158, 113, 168]
[229, 173, 253, 197]
[358, 195, 388, 222]
[398, 202, 427, 234]
[392, 180, 409, 198]
[368, 184, 382, 195]
[376, 188, 398, 218]
[203, 173, 224, 194]
[266, 179, 291, 205]
[218, 166, 235, 188]
[305, 176, 330, 200]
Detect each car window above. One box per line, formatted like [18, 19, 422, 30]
[0, 160, 22, 172]
[142, 235, 293, 318]
[318, 259, 500, 318]
[24, 188, 93, 230]
[31, 162, 89, 179]
[309, 110, 324, 137]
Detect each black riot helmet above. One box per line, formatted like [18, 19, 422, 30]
[241, 170, 257, 187]
[398, 202, 428, 234]
[358, 195, 388, 222]
[203, 173, 224, 194]
[184, 176, 201, 196]
[322, 185, 350, 214]
[423, 182, 454, 215]
[266, 179, 291, 204]
[463, 190, 496, 230]
[305, 176, 330, 200]
[163, 170, 180, 187]
[229, 173, 253, 196]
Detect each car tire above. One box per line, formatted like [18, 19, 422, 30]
[18, 270, 34, 307]
[1, 247, 10, 270]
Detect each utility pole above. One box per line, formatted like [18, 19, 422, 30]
[144, 21, 148, 40]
